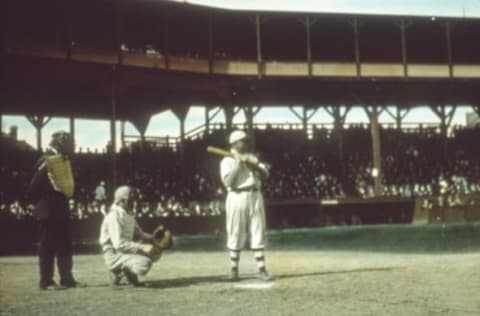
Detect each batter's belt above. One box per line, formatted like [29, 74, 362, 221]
[229, 187, 260, 193]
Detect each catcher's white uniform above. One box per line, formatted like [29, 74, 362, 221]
[99, 205, 160, 276]
[220, 153, 269, 251]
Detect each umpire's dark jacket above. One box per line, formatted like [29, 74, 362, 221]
[26, 156, 70, 220]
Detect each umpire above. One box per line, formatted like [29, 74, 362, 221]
[26, 131, 85, 290]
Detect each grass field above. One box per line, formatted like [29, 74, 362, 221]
[1, 250, 480, 316]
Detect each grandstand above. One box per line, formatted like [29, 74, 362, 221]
[1, 0, 480, 243]
[3, 1, 480, 315]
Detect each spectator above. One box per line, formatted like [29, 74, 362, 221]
[94, 181, 107, 215]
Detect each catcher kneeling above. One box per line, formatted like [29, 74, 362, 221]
[99, 186, 172, 287]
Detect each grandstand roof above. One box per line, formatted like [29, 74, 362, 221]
[168, 0, 480, 19]
[2, 0, 480, 121]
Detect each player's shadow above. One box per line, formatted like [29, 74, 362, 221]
[144, 267, 399, 289]
[145, 275, 227, 289]
[274, 266, 400, 280]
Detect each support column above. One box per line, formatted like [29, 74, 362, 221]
[255, 13, 263, 78]
[305, 15, 313, 78]
[66, 8, 72, 61]
[244, 105, 261, 134]
[171, 106, 189, 184]
[205, 107, 222, 136]
[445, 21, 453, 78]
[385, 107, 410, 130]
[400, 19, 408, 78]
[289, 106, 318, 138]
[244, 105, 261, 149]
[353, 18, 361, 78]
[114, 1, 123, 65]
[224, 106, 234, 134]
[69, 116, 75, 152]
[205, 107, 211, 135]
[431, 105, 456, 160]
[325, 106, 351, 161]
[130, 114, 151, 153]
[208, 14, 214, 74]
[120, 121, 126, 149]
[163, 7, 170, 70]
[171, 105, 190, 158]
[26, 115, 52, 152]
[110, 66, 118, 188]
[365, 106, 384, 197]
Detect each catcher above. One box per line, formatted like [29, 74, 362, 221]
[99, 185, 172, 287]
[219, 130, 273, 281]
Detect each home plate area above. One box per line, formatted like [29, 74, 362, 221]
[1, 251, 480, 316]
[233, 280, 275, 290]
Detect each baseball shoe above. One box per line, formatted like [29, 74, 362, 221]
[258, 268, 273, 282]
[39, 282, 64, 291]
[109, 270, 124, 286]
[229, 268, 239, 282]
[123, 268, 145, 287]
[60, 280, 87, 288]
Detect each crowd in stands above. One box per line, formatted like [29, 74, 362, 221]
[119, 42, 238, 62]
[2, 123, 480, 220]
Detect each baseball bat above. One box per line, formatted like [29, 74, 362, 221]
[207, 146, 269, 176]
[207, 146, 233, 158]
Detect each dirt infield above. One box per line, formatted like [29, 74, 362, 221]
[1, 251, 480, 316]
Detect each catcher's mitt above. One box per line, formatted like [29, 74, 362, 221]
[152, 225, 173, 250]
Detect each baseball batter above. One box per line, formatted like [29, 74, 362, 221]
[220, 130, 272, 281]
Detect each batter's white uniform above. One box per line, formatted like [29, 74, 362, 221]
[220, 154, 269, 251]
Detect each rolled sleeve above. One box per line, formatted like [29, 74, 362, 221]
[257, 162, 270, 178]
[135, 223, 153, 243]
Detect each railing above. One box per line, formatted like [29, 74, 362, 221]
[9, 44, 480, 78]
[123, 135, 178, 151]
[121, 121, 458, 150]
